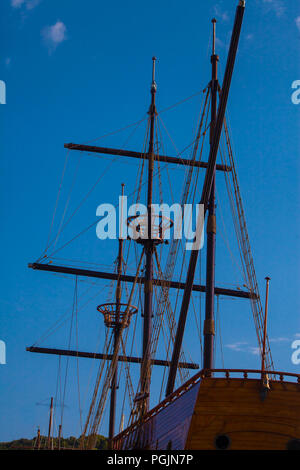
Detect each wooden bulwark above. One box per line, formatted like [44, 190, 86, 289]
[186, 375, 300, 450]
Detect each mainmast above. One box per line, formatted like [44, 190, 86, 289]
[203, 19, 219, 371]
[140, 57, 157, 415]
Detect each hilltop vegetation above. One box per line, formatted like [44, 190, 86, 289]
[0, 435, 107, 450]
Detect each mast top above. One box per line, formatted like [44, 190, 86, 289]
[211, 18, 217, 56]
[151, 56, 157, 94]
[120, 183, 125, 239]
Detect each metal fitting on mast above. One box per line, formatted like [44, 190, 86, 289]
[151, 56, 157, 93]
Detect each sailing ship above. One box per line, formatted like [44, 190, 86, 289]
[27, 1, 300, 450]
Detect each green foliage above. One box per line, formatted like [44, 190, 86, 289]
[0, 434, 108, 450]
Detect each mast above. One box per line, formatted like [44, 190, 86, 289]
[203, 18, 219, 371]
[47, 396, 54, 450]
[108, 184, 125, 447]
[58, 424, 62, 450]
[261, 277, 271, 374]
[165, 0, 246, 397]
[260, 276, 271, 397]
[140, 57, 157, 415]
[35, 427, 41, 450]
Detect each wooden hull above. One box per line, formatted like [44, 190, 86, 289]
[186, 377, 300, 450]
[113, 370, 300, 450]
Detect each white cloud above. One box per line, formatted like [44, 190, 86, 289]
[215, 37, 225, 49]
[226, 342, 248, 352]
[42, 21, 67, 52]
[296, 17, 300, 33]
[213, 4, 229, 22]
[262, 0, 285, 18]
[227, 335, 300, 358]
[11, 0, 25, 7]
[26, 0, 40, 9]
[11, 0, 40, 9]
[269, 337, 290, 343]
[248, 347, 260, 356]
[226, 342, 260, 356]
[215, 30, 232, 52]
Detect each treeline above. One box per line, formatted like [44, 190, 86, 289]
[0, 434, 107, 450]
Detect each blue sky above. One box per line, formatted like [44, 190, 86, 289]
[0, 0, 300, 442]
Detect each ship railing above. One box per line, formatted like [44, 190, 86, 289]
[112, 368, 300, 448]
[202, 368, 300, 383]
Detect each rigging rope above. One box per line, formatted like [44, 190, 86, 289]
[147, 90, 210, 370]
[221, 115, 274, 371]
[60, 276, 78, 429]
[82, 248, 145, 449]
